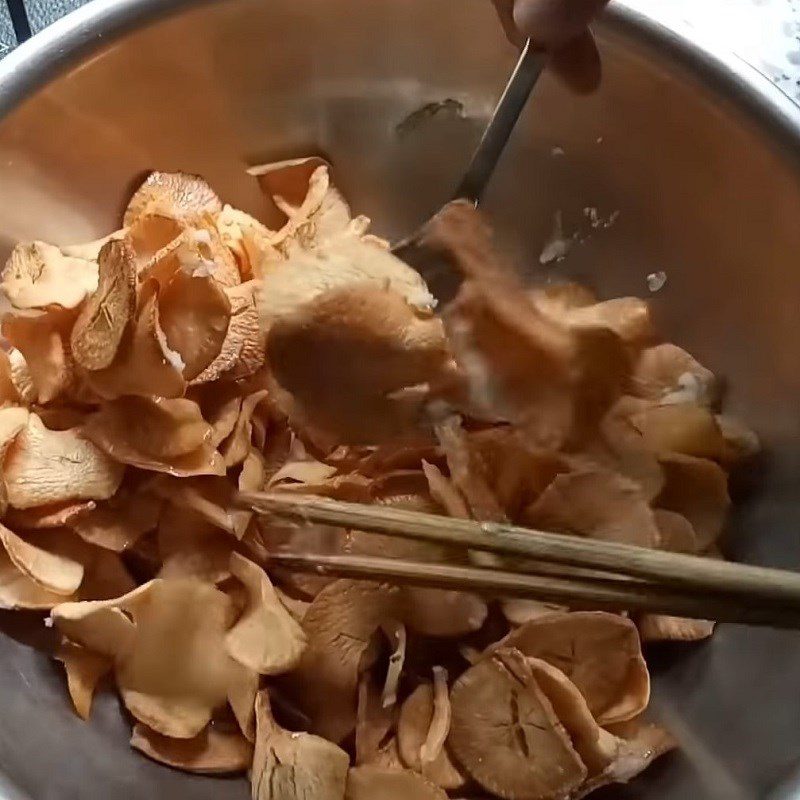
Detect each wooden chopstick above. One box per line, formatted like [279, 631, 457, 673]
[266, 552, 800, 629]
[239, 491, 800, 608]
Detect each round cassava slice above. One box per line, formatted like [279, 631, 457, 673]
[448, 648, 587, 800]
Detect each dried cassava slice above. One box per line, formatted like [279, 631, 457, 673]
[191, 280, 264, 384]
[158, 270, 231, 379]
[130, 723, 253, 774]
[251, 690, 350, 800]
[524, 468, 660, 548]
[4, 500, 95, 530]
[216, 204, 279, 280]
[258, 232, 436, 328]
[631, 343, 716, 405]
[70, 486, 162, 552]
[284, 580, 401, 743]
[2, 306, 75, 404]
[156, 505, 234, 584]
[1, 240, 97, 310]
[83, 397, 212, 461]
[53, 579, 252, 739]
[637, 614, 715, 643]
[70, 239, 137, 370]
[56, 642, 111, 720]
[630, 403, 725, 460]
[0, 547, 68, 609]
[657, 453, 730, 550]
[267, 284, 450, 444]
[4, 414, 124, 509]
[0, 522, 84, 595]
[124, 171, 222, 227]
[526, 657, 621, 775]
[345, 766, 448, 800]
[397, 676, 466, 791]
[497, 612, 650, 725]
[448, 648, 587, 799]
[225, 553, 307, 675]
[573, 718, 677, 798]
[85, 279, 186, 399]
[83, 398, 223, 477]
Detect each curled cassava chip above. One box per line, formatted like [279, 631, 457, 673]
[124, 171, 222, 227]
[2, 306, 75, 404]
[0, 522, 84, 595]
[4, 414, 124, 509]
[56, 642, 112, 720]
[131, 723, 253, 774]
[70, 238, 137, 371]
[496, 611, 650, 726]
[1, 240, 97, 310]
[158, 270, 231, 379]
[85, 279, 186, 400]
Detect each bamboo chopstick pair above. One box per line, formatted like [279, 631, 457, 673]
[238, 491, 800, 629]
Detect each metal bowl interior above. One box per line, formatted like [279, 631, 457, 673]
[0, 1, 800, 798]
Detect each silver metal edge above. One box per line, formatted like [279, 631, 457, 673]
[0, 1, 796, 799]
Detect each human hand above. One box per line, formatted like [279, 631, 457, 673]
[492, 0, 610, 93]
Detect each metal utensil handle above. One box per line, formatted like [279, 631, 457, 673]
[453, 39, 546, 204]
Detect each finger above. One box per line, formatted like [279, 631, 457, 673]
[549, 30, 602, 94]
[513, 0, 610, 48]
[491, 0, 525, 47]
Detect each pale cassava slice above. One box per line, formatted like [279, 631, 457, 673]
[3, 414, 124, 509]
[637, 614, 715, 643]
[448, 648, 587, 800]
[83, 396, 212, 461]
[526, 657, 622, 775]
[2, 306, 75, 404]
[70, 486, 162, 552]
[496, 612, 650, 726]
[130, 722, 253, 774]
[1, 240, 97, 310]
[251, 689, 350, 800]
[53, 579, 253, 739]
[70, 238, 136, 371]
[225, 552, 307, 675]
[56, 642, 111, 720]
[0, 522, 84, 595]
[573, 718, 677, 798]
[156, 504, 235, 585]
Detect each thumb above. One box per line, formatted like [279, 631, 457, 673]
[513, 0, 610, 48]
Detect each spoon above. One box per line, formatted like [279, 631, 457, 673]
[393, 39, 546, 299]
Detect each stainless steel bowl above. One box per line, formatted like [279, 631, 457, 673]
[0, 1, 799, 798]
